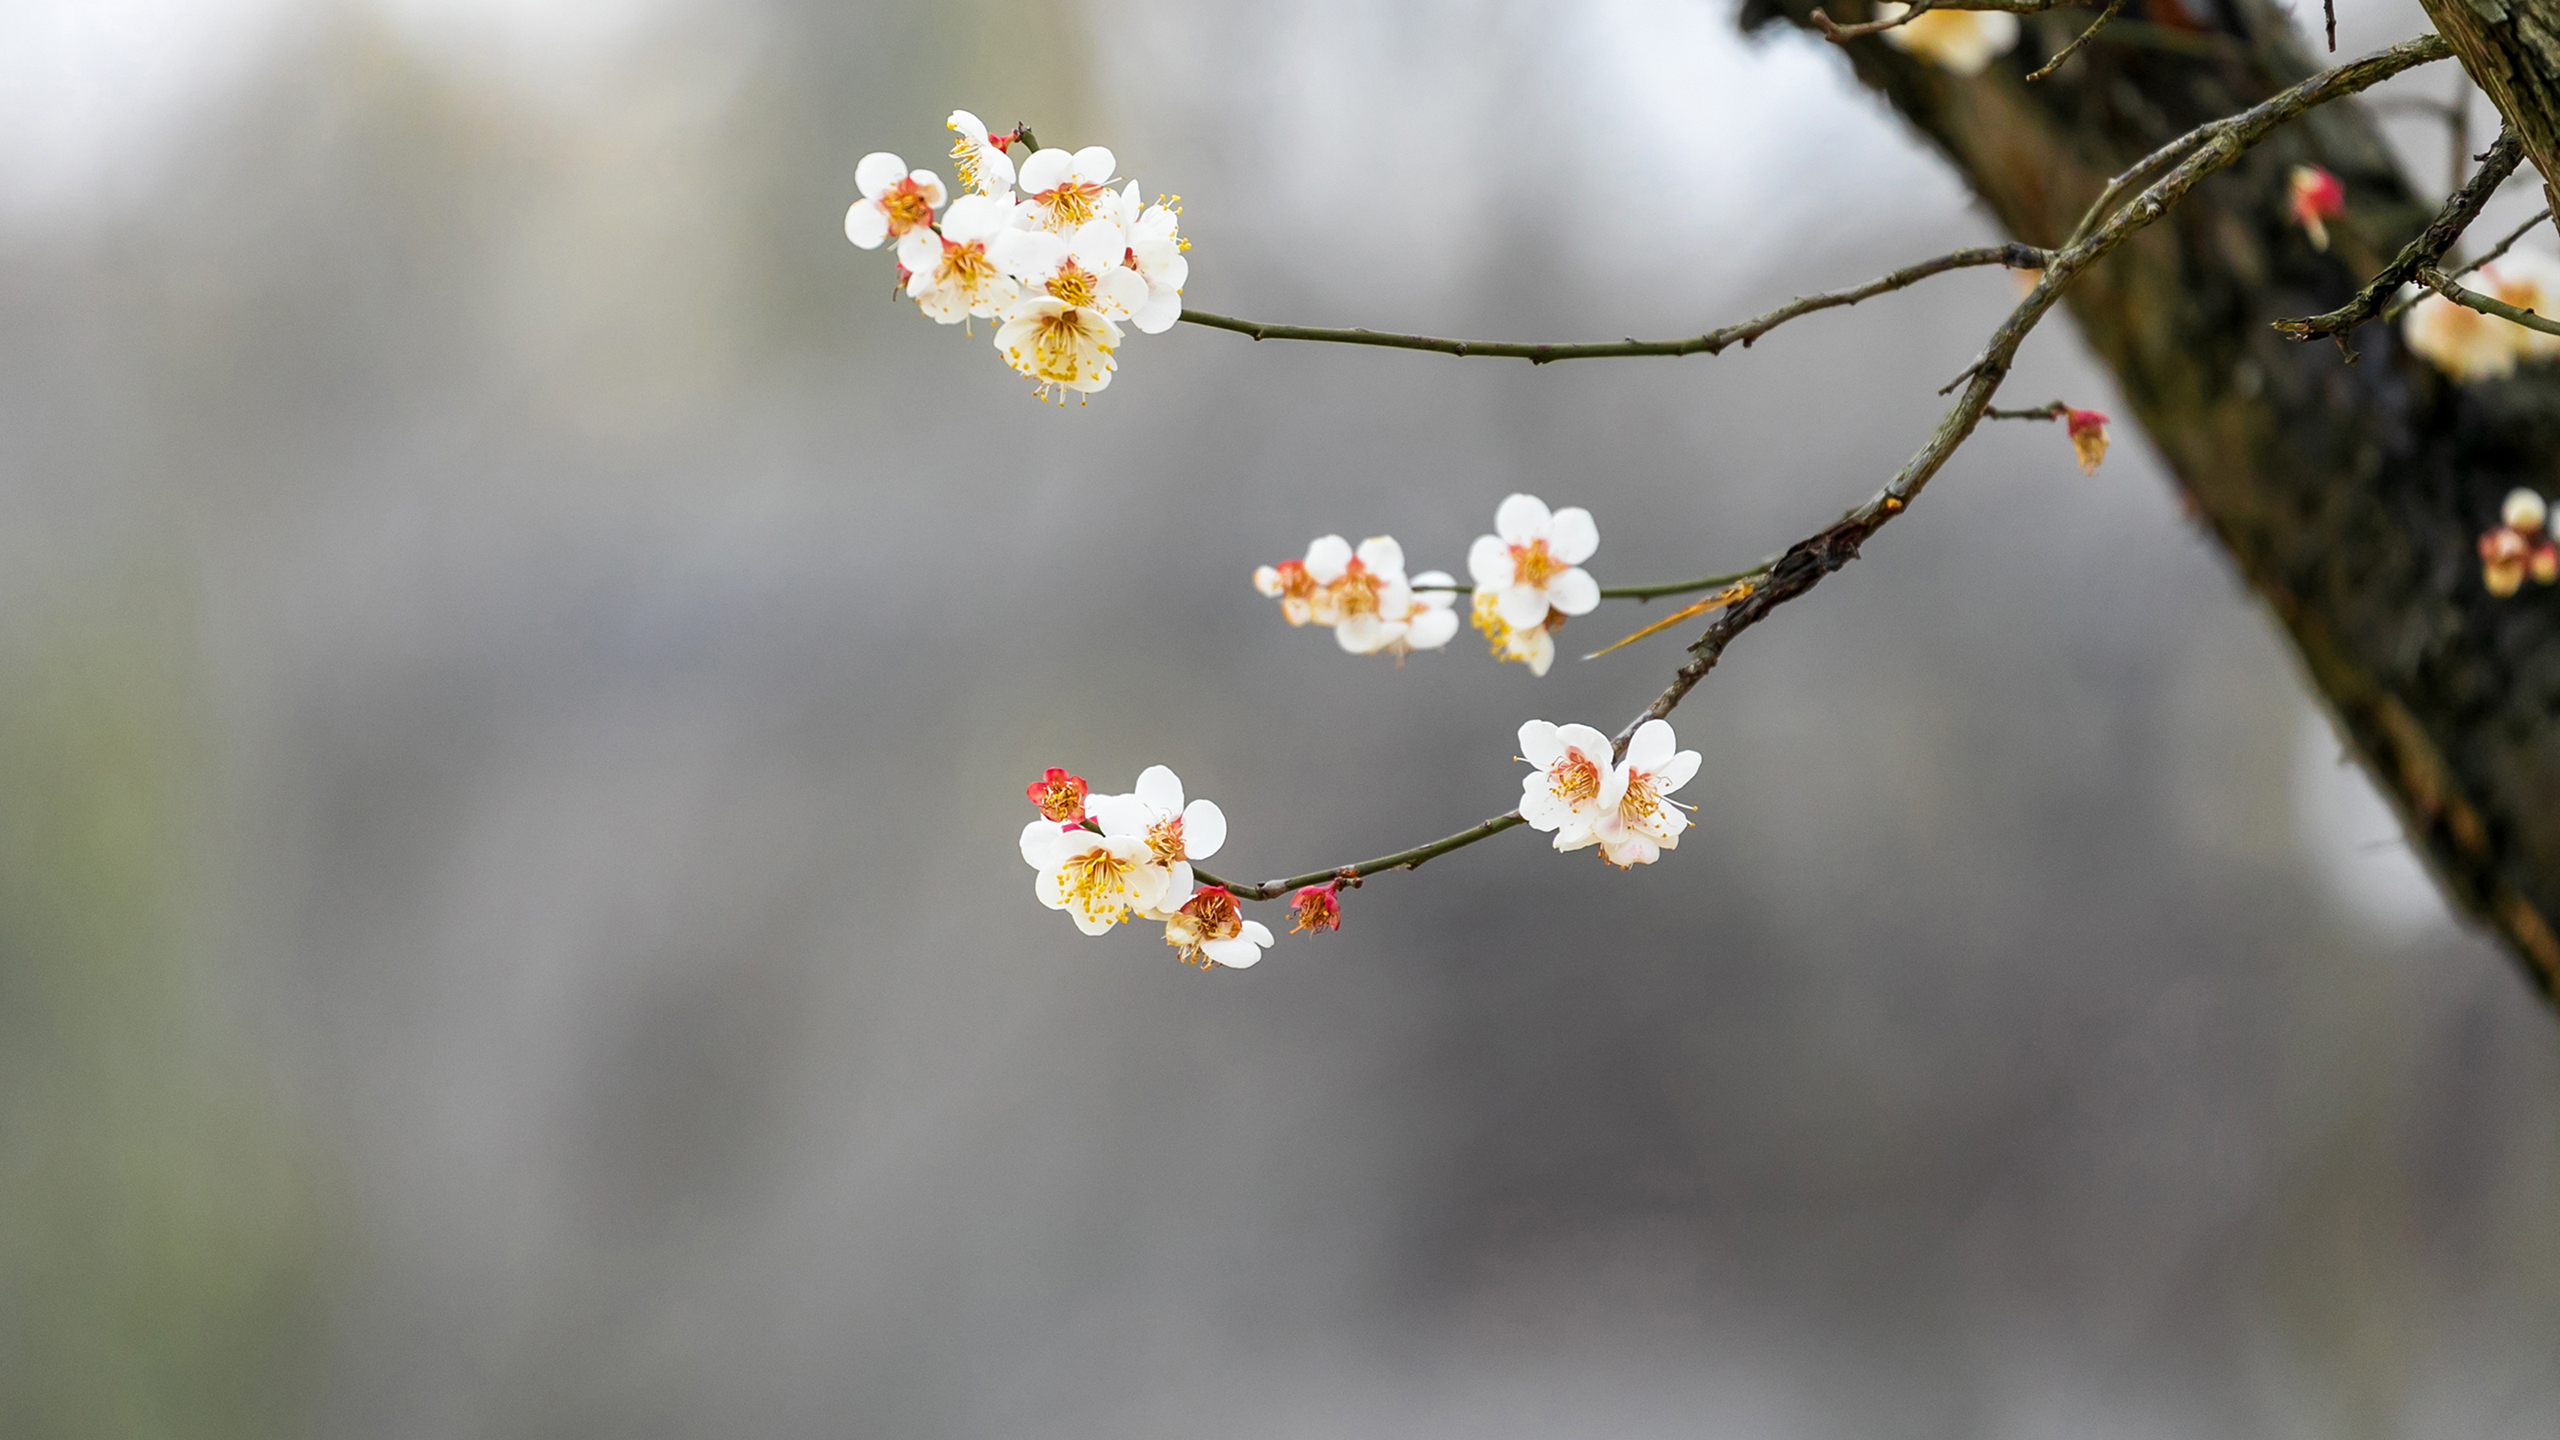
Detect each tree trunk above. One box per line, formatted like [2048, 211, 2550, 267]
[2416, 0, 2560, 214]
[1740, 0, 2560, 997]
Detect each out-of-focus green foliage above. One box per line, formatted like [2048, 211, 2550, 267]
[0, 590, 322, 1439]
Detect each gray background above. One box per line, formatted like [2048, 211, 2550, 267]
[0, 0, 2553, 1436]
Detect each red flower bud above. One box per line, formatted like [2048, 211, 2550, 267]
[2064, 407, 2110, 475]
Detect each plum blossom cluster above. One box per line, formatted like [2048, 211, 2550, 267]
[1516, 718, 1701, 868]
[2480, 487, 2560, 597]
[846, 110, 1188, 401]
[1019, 765, 1273, 967]
[2405, 253, 2560, 382]
[1252, 494, 1599, 674]
[1252, 536, 1459, 657]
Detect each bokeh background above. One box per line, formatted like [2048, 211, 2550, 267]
[3, 0, 2556, 1435]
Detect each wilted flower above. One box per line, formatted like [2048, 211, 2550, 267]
[1471, 588, 1562, 676]
[2480, 487, 2560, 596]
[2288, 165, 2345, 252]
[1089, 765, 1229, 906]
[945, 109, 1016, 197]
[1163, 886, 1275, 969]
[2065, 407, 2110, 475]
[995, 297, 1123, 398]
[1027, 766, 1088, 823]
[1595, 719, 1700, 868]
[1516, 719, 1624, 852]
[1290, 882, 1344, 933]
[897, 193, 1022, 323]
[1021, 816, 1168, 935]
[1018, 146, 1119, 233]
[1469, 493, 1600, 635]
[845, 153, 947, 250]
[1878, 4, 2020, 76]
[1253, 558, 1321, 625]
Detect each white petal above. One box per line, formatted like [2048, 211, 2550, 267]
[1069, 146, 1116, 184]
[1253, 565, 1284, 597]
[1069, 907, 1118, 936]
[1034, 866, 1070, 910]
[1553, 825, 1601, 852]
[1018, 147, 1073, 193]
[1068, 216, 1127, 271]
[1468, 535, 1513, 590]
[1654, 750, 1701, 794]
[1518, 719, 1565, 767]
[1497, 583, 1549, 631]
[941, 192, 1009, 243]
[1304, 534, 1353, 582]
[1203, 934, 1264, 968]
[1356, 535, 1406, 578]
[1624, 719, 1675, 772]
[1406, 608, 1459, 650]
[1095, 265, 1150, 319]
[1545, 506, 1598, 564]
[1182, 799, 1226, 859]
[1021, 819, 1072, 868]
[1089, 792, 1150, 837]
[854, 152, 907, 198]
[910, 170, 948, 208]
[1134, 764, 1185, 816]
[1519, 786, 1569, 832]
[1494, 493, 1551, 544]
[1153, 863, 1188, 907]
[1335, 613, 1386, 652]
[1547, 567, 1600, 616]
[844, 200, 889, 249]
[896, 228, 942, 276]
[1519, 630, 1555, 676]
[1555, 724, 1614, 767]
[1132, 283, 1182, 334]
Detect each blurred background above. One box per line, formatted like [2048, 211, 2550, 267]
[2, 0, 2555, 1435]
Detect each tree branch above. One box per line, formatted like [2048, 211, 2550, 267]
[2274, 124, 2523, 346]
[1175, 243, 2047, 364]
[2418, 262, 2560, 335]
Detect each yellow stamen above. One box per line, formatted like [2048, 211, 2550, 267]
[1549, 752, 1601, 806]
[1047, 262, 1099, 308]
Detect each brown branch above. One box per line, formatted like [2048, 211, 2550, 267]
[1195, 33, 2452, 906]
[2418, 263, 2560, 336]
[2274, 124, 2523, 348]
[1809, 0, 2078, 43]
[2026, 0, 2125, 82]
[1175, 243, 2047, 364]
[2379, 205, 2552, 323]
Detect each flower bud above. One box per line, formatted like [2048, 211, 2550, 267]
[2502, 487, 2548, 535]
[2065, 408, 2110, 476]
[2288, 165, 2345, 252]
[2480, 526, 2531, 597]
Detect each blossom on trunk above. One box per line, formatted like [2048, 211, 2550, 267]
[1088, 765, 1229, 907]
[945, 109, 1016, 197]
[897, 193, 1022, 323]
[2287, 165, 2345, 252]
[1289, 882, 1344, 933]
[1878, 4, 2019, 76]
[1516, 720, 1624, 852]
[1468, 493, 1600, 634]
[2065, 407, 2110, 475]
[1163, 886, 1275, 969]
[2405, 288, 2520, 382]
[845, 153, 947, 249]
[1027, 766, 1088, 823]
[1595, 719, 1700, 868]
[2480, 487, 2560, 596]
[1018, 146, 1119, 234]
[1021, 817, 1168, 935]
[994, 297, 1123, 398]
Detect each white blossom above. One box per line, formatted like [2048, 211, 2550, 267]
[1020, 816, 1169, 935]
[995, 297, 1123, 397]
[1163, 886, 1275, 969]
[1471, 588, 1558, 675]
[1304, 534, 1413, 652]
[1595, 719, 1700, 868]
[845, 152, 947, 250]
[2405, 289, 2521, 382]
[1088, 765, 1228, 908]
[945, 110, 1016, 198]
[1468, 493, 1600, 633]
[896, 193, 1022, 323]
[1018, 145, 1119, 233]
[1878, 4, 2020, 76]
[994, 220, 1149, 324]
[1516, 720, 1624, 852]
[1110, 183, 1189, 334]
[1382, 570, 1461, 656]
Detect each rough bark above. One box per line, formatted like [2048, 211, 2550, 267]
[2415, 0, 2560, 214]
[1738, 0, 2560, 996]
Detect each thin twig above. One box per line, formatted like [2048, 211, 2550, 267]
[2026, 0, 2125, 82]
[1984, 400, 2071, 420]
[2274, 125, 2523, 348]
[1809, 0, 2082, 42]
[1410, 561, 1780, 602]
[1194, 34, 2453, 905]
[1176, 243, 2046, 364]
[2380, 207, 2552, 323]
[2419, 264, 2560, 337]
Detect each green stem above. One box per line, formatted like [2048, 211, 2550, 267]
[2420, 264, 2560, 337]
